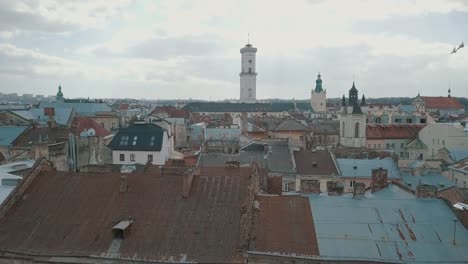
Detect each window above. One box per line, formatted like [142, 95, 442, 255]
[101, 123, 105, 128]
[120, 154, 125, 161]
[391, 143, 395, 149]
[350, 180, 355, 187]
[132, 136, 138, 146]
[354, 122, 360, 137]
[406, 119, 412, 123]
[442, 140, 445, 145]
[300, 136, 304, 142]
[112, 122, 115, 129]
[400, 152, 404, 157]
[421, 119, 426, 123]
[395, 119, 401, 123]
[130, 154, 135, 162]
[342, 122, 345, 137]
[401, 143, 405, 148]
[437, 139, 440, 145]
[120, 136, 129, 146]
[386, 143, 390, 149]
[148, 154, 153, 162]
[248, 67, 252, 73]
[149, 136, 155, 146]
[186, 136, 190, 142]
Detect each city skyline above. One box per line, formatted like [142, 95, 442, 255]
[0, 0, 467, 100]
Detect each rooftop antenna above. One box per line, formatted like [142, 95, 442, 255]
[247, 33, 250, 44]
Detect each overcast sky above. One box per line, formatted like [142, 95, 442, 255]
[0, 0, 467, 100]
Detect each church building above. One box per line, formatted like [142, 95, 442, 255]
[339, 82, 367, 148]
[310, 73, 327, 119]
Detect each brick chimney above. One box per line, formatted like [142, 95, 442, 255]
[182, 167, 198, 198]
[353, 182, 366, 198]
[371, 168, 388, 193]
[119, 175, 128, 193]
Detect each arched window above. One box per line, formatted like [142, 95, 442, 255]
[342, 122, 345, 137]
[354, 122, 360, 138]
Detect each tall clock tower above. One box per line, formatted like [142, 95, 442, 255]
[240, 42, 257, 102]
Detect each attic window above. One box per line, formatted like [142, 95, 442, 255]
[132, 136, 138, 145]
[150, 136, 155, 146]
[312, 162, 318, 167]
[120, 136, 129, 146]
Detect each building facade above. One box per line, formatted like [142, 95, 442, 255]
[310, 73, 326, 116]
[339, 82, 366, 148]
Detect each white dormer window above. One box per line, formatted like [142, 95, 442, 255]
[150, 136, 155, 146]
[132, 136, 138, 145]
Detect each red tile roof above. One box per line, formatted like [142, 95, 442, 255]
[366, 124, 425, 140]
[251, 195, 319, 256]
[0, 166, 254, 263]
[421, 96, 464, 109]
[294, 150, 338, 175]
[71, 117, 112, 137]
[151, 106, 190, 119]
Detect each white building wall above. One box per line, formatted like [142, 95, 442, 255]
[240, 44, 257, 103]
[339, 113, 366, 148]
[418, 123, 468, 159]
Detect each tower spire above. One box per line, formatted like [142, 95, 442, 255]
[448, 81, 451, 98]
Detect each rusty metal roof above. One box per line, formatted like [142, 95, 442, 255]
[250, 195, 319, 256]
[0, 166, 254, 263]
[294, 150, 338, 175]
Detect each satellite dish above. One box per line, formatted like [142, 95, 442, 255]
[87, 128, 96, 136]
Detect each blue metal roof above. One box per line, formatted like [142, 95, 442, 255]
[336, 157, 401, 179]
[398, 104, 414, 114]
[447, 148, 468, 162]
[0, 126, 27, 147]
[307, 185, 468, 263]
[402, 174, 454, 191]
[13, 108, 73, 126]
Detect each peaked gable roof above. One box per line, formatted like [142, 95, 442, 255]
[421, 96, 464, 109]
[71, 117, 112, 137]
[366, 124, 425, 140]
[274, 119, 309, 131]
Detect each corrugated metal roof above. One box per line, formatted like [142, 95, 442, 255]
[402, 174, 454, 191]
[308, 185, 468, 263]
[13, 107, 73, 126]
[336, 157, 401, 179]
[0, 126, 27, 146]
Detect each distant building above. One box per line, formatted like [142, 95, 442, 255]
[108, 123, 170, 166]
[310, 73, 327, 118]
[239, 42, 257, 102]
[447, 157, 468, 189]
[412, 92, 464, 116]
[339, 82, 366, 148]
[366, 124, 425, 158]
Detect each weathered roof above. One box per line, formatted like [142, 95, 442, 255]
[251, 195, 319, 256]
[366, 124, 424, 140]
[108, 123, 165, 151]
[0, 170, 22, 204]
[71, 116, 112, 137]
[0, 126, 27, 147]
[0, 166, 254, 263]
[336, 157, 400, 179]
[200, 140, 295, 173]
[401, 174, 454, 191]
[183, 102, 311, 113]
[309, 120, 340, 135]
[294, 150, 338, 175]
[447, 148, 468, 162]
[0, 160, 35, 173]
[11, 126, 70, 148]
[40, 102, 113, 116]
[13, 107, 74, 126]
[421, 96, 464, 109]
[448, 157, 468, 173]
[308, 185, 468, 263]
[205, 127, 241, 140]
[273, 119, 309, 131]
[151, 106, 190, 119]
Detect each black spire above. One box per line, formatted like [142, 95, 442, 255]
[341, 95, 346, 106]
[348, 82, 358, 106]
[360, 94, 366, 106]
